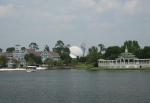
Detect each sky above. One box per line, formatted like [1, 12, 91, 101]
[0, 0, 150, 51]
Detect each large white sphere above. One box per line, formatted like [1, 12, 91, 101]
[69, 46, 83, 58]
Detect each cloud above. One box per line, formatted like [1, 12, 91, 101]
[0, 4, 15, 16]
[77, 0, 144, 15]
[122, 0, 143, 15]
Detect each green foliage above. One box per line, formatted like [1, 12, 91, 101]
[6, 47, 15, 53]
[78, 57, 87, 63]
[12, 59, 20, 67]
[75, 63, 94, 69]
[53, 40, 64, 55]
[81, 43, 86, 57]
[25, 53, 42, 65]
[98, 44, 105, 53]
[53, 40, 71, 65]
[104, 46, 121, 60]
[141, 46, 150, 59]
[21, 47, 26, 51]
[0, 55, 7, 65]
[0, 48, 2, 52]
[45, 45, 50, 51]
[45, 59, 63, 67]
[29, 42, 39, 50]
[87, 46, 100, 64]
[45, 59, 54, 67]
[121, 40, 140, 54]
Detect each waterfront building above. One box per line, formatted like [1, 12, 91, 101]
[13, 45, 26, 67]
[98, 47, 150, 68]
[41, 49, 60, 62]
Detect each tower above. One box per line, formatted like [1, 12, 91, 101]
[125, 46, 128, 53]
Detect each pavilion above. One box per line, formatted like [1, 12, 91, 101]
[98, 47, 150, 68]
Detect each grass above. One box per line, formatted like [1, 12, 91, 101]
[87, 67, 150, 71]
[74, 63, 94, 70]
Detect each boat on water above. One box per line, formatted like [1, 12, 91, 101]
[26, 66, 37, 72]
[26, 66, 47, 72]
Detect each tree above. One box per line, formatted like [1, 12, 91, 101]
[81, 43, 86, 57]
[55, 40, 64, 48]
[87, 46, 100, 65]
[98, 44, 105, 53]
[45, 45, 50, 51]
[45, 59, 54, 67]
[0, 48, 2, 52]
[141, 46, 150, 59]
[6, 47, 15, 53]
[53, 40, 64, 55]
[61, 46, 71, 65]
[25, 53, 42, 65]
[104, 46, 121, 60]
[21, 47, 26, 51]
[0, 55, 7, 66]
[53, 40, 71, 65]
[121, 40, 140, 54]
[29, 42, 39, 50]
[12, 59, 20, 67]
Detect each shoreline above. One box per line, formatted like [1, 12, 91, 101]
[1, 67, 150, 72]
[0, 68, 26, 72]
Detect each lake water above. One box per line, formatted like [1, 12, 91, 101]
[0, 69, 150, 103]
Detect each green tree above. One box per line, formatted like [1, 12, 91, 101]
[53, 40, 71, 65]
[141, 46, 150, 59]
[21, 47, 26, 51]
[87, 46, 100, 64]
[61, 46, 71, 65]
[12, 59, 20, 67]
[98, 44, 105, 53]
[55, 40, 64, 48]
[104, 46, 121, 60]
[6, 47, 15, 53]
[0, 48, 2, 52]
[29, 42, 39, 50]
[121, 40, 140, 54]
[45, 45, 50, 51]
[53, 40, 64, 55]
[45, 59, 54, 67]
[0, 55, 7, 66]
[81, 43, 86, 57]
[25, 53, 42, 65]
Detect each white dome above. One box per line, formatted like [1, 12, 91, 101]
[69, 46, 83, 58]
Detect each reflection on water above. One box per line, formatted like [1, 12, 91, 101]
[0, 70, 150, 103]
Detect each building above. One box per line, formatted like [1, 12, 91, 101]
[98, 47, 150, 68]
[41, 49, 60, 62]
[13, 45, 26, 67]
[0, 45, 60, 67]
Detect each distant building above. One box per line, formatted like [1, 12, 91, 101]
[98, 47, 150, 68]
[41, 49, 60, 62]
[3, 52, 14, 67]
[13, 45, 26, 67]
[26, 49, 42, 57]
[26, 48, 60, 63]
[0, 45, 60, 67]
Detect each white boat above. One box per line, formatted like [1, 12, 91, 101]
[36, 66, 47, 70]
[26, 66, 37, 72]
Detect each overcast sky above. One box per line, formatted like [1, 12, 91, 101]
[0, 0, 150, 51]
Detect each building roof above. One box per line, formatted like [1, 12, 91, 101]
[48, 52, 60, 57]
[117, 47, 138, 59]
[26, 49, 41, 57]
[27, 49, 60, 58]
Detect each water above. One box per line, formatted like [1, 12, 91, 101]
[0, 69, 150, 103]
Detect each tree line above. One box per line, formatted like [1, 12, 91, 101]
[0, 40, 150, 67]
